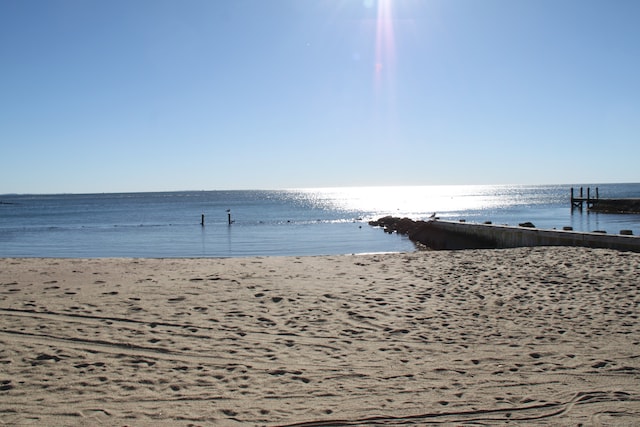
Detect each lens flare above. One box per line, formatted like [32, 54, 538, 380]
[374, 0, 395, 91]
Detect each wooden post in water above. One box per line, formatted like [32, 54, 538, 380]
[571, 187, 583, 209]
[227, 209, 232, 225]
[201, 214, 205, 226]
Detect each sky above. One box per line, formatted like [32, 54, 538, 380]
[1, 0, 639, 194]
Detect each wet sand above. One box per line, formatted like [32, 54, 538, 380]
[1, 247, 639, 426]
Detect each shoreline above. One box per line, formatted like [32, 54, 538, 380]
[1, 248, 639, 425]
[3, 183, 640, 258]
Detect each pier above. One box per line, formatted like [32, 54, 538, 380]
[570, 187, 598, 209]
[570, 187, 640, 213]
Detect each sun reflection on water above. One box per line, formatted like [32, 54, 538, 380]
[295, 185, 519, 220]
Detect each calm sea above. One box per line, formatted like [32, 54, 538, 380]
[1, 183, 639, 258]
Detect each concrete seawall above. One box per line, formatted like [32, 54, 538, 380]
[422, 220, 640, 252]
[370, 217, 640, 252]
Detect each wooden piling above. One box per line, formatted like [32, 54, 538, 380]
[571, 187, 583, 209]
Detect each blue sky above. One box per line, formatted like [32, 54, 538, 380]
[1, 0, 638, 194]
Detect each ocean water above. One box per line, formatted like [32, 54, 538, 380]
[1, 183, 638, 258]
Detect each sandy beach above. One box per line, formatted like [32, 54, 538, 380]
[1, 247, 639, 426]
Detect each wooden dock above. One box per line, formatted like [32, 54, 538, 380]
[570, 187, 640, 214]
[570, 187, 599, 209]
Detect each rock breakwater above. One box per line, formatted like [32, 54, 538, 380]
[590, 199, 640, 214]
[369, 216, 497, 250]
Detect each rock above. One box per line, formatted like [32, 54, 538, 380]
[589, 199, 640, 214]
[518, 222, 535, 228]
[370, 216, 497, 250]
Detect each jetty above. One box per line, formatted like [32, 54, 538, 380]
[571, 187, 640, 213]
[370, 217, 640, 252]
